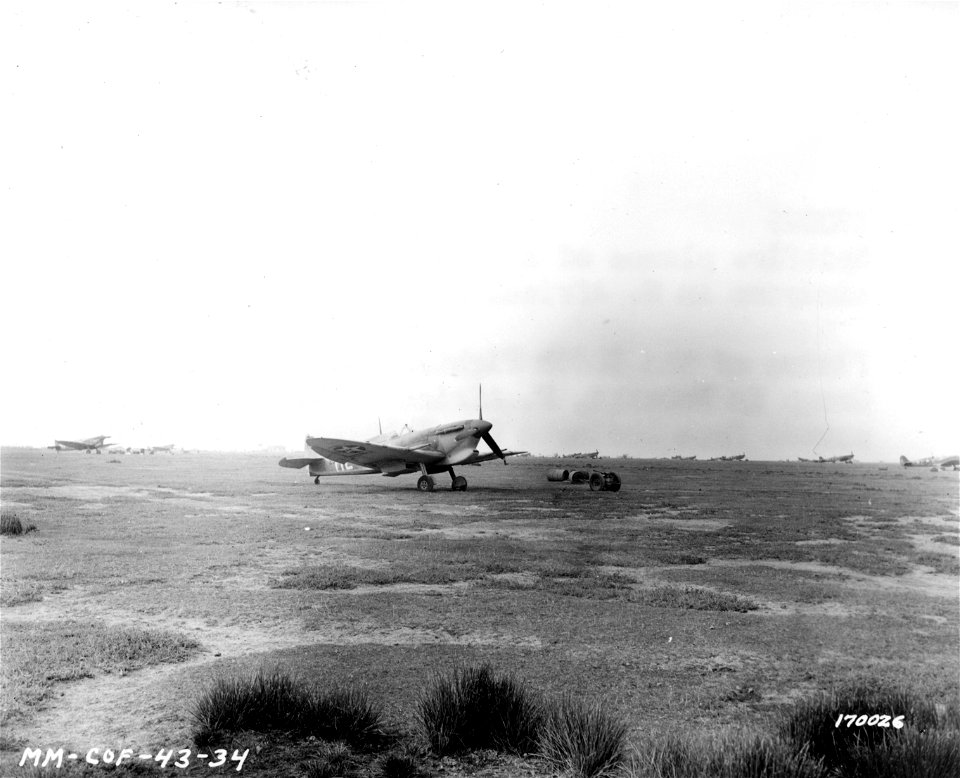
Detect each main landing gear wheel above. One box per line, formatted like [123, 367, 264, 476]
[417, 475, 436, 492]
[451, 475, 468, 491]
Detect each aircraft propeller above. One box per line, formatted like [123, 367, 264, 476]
[482, 431, 505, 460]
[477, 384, 505, 460]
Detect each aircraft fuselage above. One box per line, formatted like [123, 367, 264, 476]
[52, 435, 110, 452]
[389, 418, 492, 466]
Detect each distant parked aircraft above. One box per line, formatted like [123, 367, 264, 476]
[900, 454, 959, 470]
[119, 445, 176, 455]
[822, 452, 853, 463]
[799, 453, 854, 463]
[49, 435, 112, 453]
[670, 455, 697, 460]
[280, 388, 525, 491]
[563, 450, 599, 459]
[710, 453, 746, 461]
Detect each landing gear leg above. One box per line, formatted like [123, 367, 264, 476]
[417, 464, 435, 492]
[448, 468, 468, 491]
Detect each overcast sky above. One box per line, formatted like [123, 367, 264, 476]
[2, 1, 957, 460]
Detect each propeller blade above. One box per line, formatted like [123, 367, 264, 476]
[482, 431, 505, 460]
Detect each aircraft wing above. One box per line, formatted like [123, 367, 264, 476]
[55, 440, 94, 450]
[461, 449, 528, 464]
[306, 437, 445, 467]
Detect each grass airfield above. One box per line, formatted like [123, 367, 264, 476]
[1, 446, 958, 775]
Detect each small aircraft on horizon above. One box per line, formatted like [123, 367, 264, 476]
[279, 391, 525, 491]
[710, 453, 746, 461]
[49, 435, 113, 453]
[899, 454, 959, 470]
[562, 450, 599, 459]
[798, 453, 854, 463]
[119, 444, 176, 455]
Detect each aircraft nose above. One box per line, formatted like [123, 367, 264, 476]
[455, 420, 491, 442]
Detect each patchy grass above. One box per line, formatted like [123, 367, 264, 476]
[540, 570, 636, 600]
[276, 563, 478, 590]
[1, 621, 198, 724]
[538, 695, 628, 777]
[913, 552, 960, 576]
[417, 664, 541, 756]
[192, 669, 385, 749]
[651, 552, 708, 565]
[0, 579, 66, 608]
[659, 563, 843, 605]
[932, 533, 960, 545]
[628, 585, 760, 612]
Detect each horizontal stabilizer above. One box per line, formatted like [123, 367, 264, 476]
[279, 457, 320, 469]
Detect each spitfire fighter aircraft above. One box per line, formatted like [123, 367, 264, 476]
[280, 398, 524, 491]
[798, 453, 854, 463]
[900, 454, 959, 470]
[49, 435, 113, 453]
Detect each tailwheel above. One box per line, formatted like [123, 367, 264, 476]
[417, 475, 435, 492]
[451, 475, 468, 491]
[314, 476, 320, 485]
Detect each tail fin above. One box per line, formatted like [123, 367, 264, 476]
[899, 455, 910, 466]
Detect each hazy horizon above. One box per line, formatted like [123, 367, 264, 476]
[0, 444, 923, 465]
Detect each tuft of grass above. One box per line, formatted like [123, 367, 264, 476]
[628, 585, 759, 612]
[538, 694, 628, 778]
[417, 664, 542, 756]
[627, 736, 826, 778]
[708, 738, 826, 778]
[840, 728, 960, 778]
[378, 748, 424, 778]
[629, 735, 703, 778]
[779, 682, 946, 775]
[192, 669, 384, 749]
[1, 512, 27, 535]
[304, 740, 355, 778]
